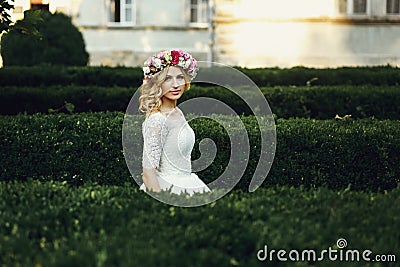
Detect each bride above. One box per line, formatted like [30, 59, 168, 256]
[138, 49, 211, 195]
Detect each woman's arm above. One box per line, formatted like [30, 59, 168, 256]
[142, 113, 168, 193]
[142, 167, 161, 192]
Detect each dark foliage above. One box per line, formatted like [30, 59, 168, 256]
[1, 11, 88, 66]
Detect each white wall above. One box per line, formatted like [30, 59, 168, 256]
[82, 28, 210, 66]
[138, 0, 187, 26]
[214, 0, 400, 67]
[215, 21, 400, 67]
[73, 0, 106, 26]
[71, 0, 211, 66]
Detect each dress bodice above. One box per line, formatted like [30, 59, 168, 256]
[142, 108, 195, 177]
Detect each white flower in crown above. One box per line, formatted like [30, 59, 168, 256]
[177, 57, 185, 68]
[143, 66, 150, 75]
[183, 58, 191, 69]
[153, 57, 162, 68]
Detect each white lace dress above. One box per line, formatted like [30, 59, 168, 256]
[140, 107, 211, 195]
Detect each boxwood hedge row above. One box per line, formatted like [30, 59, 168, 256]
[0, 180, 399, 266]
[1, 112, 398, 191]
[1, 85, 399, 119]
[182, 85, 400, 119]
[0, 65, 399, 87]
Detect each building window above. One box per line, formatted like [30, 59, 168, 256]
[190, 0, 209, 24]
[387, 0, 400, 14]
[338, 0, 369, 15]
[30, 0, 49, 11]
[339, 0, 348, 13]
[353, 0, 367, 14]
[31, 4, 49, 11]
[109, 0, 135, 24]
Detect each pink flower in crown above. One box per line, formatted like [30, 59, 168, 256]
[147, 56, 153, 66]
[182, 52, 190, 60]
[157, 51, 165, 59]
[187, 57, 197, 74]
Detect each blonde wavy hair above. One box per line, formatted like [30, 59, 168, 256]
[138, 66, 191, 117]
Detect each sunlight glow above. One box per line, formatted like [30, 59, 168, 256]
[232, 0, 336, 19]
[229, 22, 310, 67]
[225, 0, 339, 67]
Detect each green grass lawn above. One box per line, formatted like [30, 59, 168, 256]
[0, 180, 398, 267]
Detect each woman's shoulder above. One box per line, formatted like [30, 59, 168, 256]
[144, 111, 167, 126]
[144, 107, 185, 123]
[146, 110, 165, 119]
[146, 107, 182, 118]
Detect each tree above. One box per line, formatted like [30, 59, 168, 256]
[1, 0, 42, 35]
[1, 10, 89, 66]
[0, 0, 13, 33]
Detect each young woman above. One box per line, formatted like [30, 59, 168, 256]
[138, 49, 211, 195]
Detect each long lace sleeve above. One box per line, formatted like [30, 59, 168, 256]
[142, 113, 168, 169]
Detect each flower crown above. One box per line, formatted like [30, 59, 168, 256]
[142, 49, 198, 80]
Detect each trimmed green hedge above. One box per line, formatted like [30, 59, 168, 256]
[237, 65, 400, 87]
[1, 85, 399, 119]
[1, 112, 398, 191]
[0, 65, 399, 87]
[0, 180, 399, 266]
[0, 85, 133, 115]
[182, 85, 400, 119]
[0, 66, 139, 87]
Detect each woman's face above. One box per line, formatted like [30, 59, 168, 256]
[161, 66, 187, 102]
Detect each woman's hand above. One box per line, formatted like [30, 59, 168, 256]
[142, 168, 161, 192]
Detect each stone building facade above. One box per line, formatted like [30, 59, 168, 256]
[6, 0, 400, 67]
[213, 0, 400, 67]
